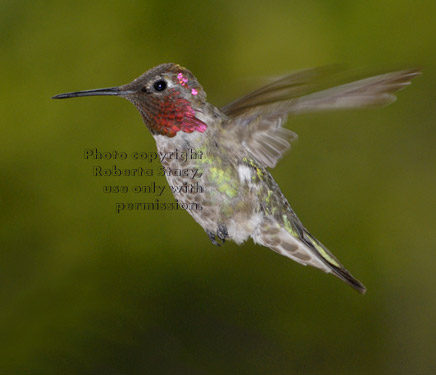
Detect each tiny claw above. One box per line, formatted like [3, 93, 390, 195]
[207, 231, 222, 246]
[217, 224, 228, 243]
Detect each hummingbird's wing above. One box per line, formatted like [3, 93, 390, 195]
[221, 68, 420, 168]
[221, 65, 344, 116]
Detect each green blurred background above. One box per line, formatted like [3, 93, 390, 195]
[2, 0, 436, 374]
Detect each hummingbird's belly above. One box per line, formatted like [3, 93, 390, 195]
[156, 142, 261, 243]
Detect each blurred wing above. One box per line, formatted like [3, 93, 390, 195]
[221, 65, 343, 116]
[222, 68, 421, 168]
[275, 68, 421, 114]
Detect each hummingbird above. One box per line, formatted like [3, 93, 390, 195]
[53, 63, 420, 293]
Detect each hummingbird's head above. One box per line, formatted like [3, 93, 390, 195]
[53, 63, 208, 137]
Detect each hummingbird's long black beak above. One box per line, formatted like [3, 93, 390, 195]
[52, 87, 133, 99]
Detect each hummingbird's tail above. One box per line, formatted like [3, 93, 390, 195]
[253, 217, 366, 294]
[300, 228, 366, 294]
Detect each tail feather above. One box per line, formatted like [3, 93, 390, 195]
[302, 229, 366, 294]
[253, 218, 366, 294]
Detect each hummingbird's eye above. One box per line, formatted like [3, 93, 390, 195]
[153, 80, 167, 92]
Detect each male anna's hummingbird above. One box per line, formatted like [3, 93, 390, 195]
[53, 63, 420, 293]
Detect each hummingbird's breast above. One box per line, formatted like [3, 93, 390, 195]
[153, 123, 265, 244]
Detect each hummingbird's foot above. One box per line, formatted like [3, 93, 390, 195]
[217, 224, 228, 243]
[207, 225, 228, 246]
[207, 231, 222, 246]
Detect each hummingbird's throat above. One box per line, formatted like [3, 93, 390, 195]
[144, 91, 207, 137]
